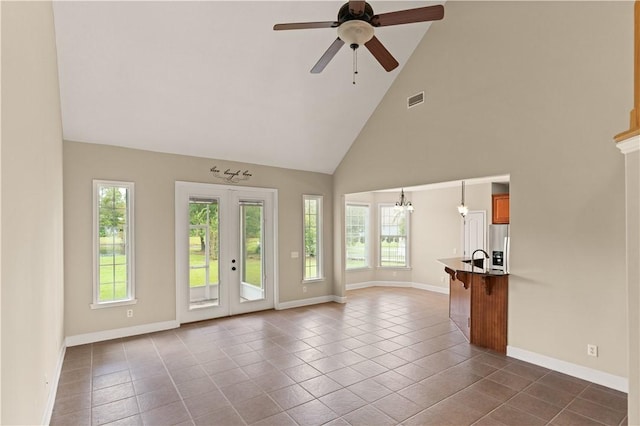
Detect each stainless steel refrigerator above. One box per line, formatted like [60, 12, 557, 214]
[489, 224, 510, 272]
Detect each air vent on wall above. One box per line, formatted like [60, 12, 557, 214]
[407, 91, 424, 109]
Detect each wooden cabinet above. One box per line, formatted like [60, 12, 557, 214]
[492, 193, 510, 224]
[446, 268, 508, 353]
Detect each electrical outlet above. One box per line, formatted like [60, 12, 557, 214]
[440, 276, 445, 283]
[453, 248, 457, 254]
[302, 286, 307, 293]
[127, 309, 133, 318]
[587, 344, 598, 357]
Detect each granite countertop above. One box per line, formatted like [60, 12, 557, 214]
[437, 257, 509, 276]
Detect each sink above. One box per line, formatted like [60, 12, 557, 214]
[462, 258, 485, 268]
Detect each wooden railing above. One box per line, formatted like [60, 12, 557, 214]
[615, 0, 640, 142]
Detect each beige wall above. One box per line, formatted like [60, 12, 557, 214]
[334, 1, 631, 379]
[63, 141, 333, 337]
[1, 2, 65, 424]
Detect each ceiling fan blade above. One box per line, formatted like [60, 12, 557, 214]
[349, 1, 366, 16]
[311, 37, 345, 74]
[364, 36, 399, 72]
[274, 21, 339, 31]
[371, 5, 444, 27]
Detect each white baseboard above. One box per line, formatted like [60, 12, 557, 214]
[346, 281, 449, 295]
[507, 346, 628, 393]
[411, 282, 450, 295]
[277, 295, 344, 310]
[65, 320, 180, 347]
[42, 343, 66, 426]
[332, 295, 347, 304]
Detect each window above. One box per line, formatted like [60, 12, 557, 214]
[93, 180, 135, 307]
[379, 204, 409, 268]
[303, 195, 323, 281]
[345, 204, 370, 269]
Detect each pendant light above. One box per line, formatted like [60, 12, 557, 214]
[394, 189, 414, 213]
[457, 181, 469, 217]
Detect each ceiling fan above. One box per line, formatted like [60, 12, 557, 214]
[274, 1, 444, 75]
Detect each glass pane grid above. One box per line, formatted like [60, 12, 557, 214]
[304, 197, 321, 280]
[379, 206, 407, 267]
[97, 184, 130, 303]
[346, 205, 369, 269]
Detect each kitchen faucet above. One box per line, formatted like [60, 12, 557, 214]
[471, 249, 490, 270]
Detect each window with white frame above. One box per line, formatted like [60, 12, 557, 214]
[93, 180, 135, 307]
[303, 195, 323, 281]
[345, 204, 370, 269]
[379, 204, 409, 268]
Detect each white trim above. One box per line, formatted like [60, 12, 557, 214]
[90, 299, 137, 310]
[42, 343, 66, 426]
[346, 280, 449, 295]
[412, 282, 450, 294]
[65, 320, 179, 347]
[276, 295, 343, 310]
[507, 345, 628, 393]
[616, 135, 640, 155]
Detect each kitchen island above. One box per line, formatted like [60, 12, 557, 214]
[438, 257, 509, 353]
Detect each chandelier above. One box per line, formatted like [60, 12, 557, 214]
[394, 189, 414, 213]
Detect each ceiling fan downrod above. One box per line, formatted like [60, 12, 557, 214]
[351, 43, 359, 85]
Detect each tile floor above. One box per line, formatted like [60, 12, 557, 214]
[51, 287, 628, 426]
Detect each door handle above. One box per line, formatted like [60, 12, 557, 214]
[231, 267, 236, 271]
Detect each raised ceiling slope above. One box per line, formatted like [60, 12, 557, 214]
[53, 1, 438, 174]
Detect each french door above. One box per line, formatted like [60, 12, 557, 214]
[175, 182, 276, 324]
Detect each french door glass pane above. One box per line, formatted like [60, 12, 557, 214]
[188, 198, 220, 308]
[240, 202, 264, 302]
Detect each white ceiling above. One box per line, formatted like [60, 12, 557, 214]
[52, 1, 440, 174]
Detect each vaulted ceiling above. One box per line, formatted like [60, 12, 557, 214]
[52, 1, 441, 174]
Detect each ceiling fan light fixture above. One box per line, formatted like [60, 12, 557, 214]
[337, 20, 374, 46]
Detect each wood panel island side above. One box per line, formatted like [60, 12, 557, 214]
[438, 258, 508, 354]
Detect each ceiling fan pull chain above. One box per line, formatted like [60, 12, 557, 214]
[352, 43, 359, 85]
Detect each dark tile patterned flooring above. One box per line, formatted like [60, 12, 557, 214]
[51, 287, 628, 425]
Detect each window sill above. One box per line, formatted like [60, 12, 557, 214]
[302, 278, 325, 284]
[377, 266, 412, 271]
[91, 299, 138, 310]
[346, 267, 373, 272]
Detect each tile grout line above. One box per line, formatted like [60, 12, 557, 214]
[173, 321, 259, 425]
[52, 288, 627, 426]
[149, 333, 199, 425]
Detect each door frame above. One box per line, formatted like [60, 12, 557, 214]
[174, 181, 278, 324]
